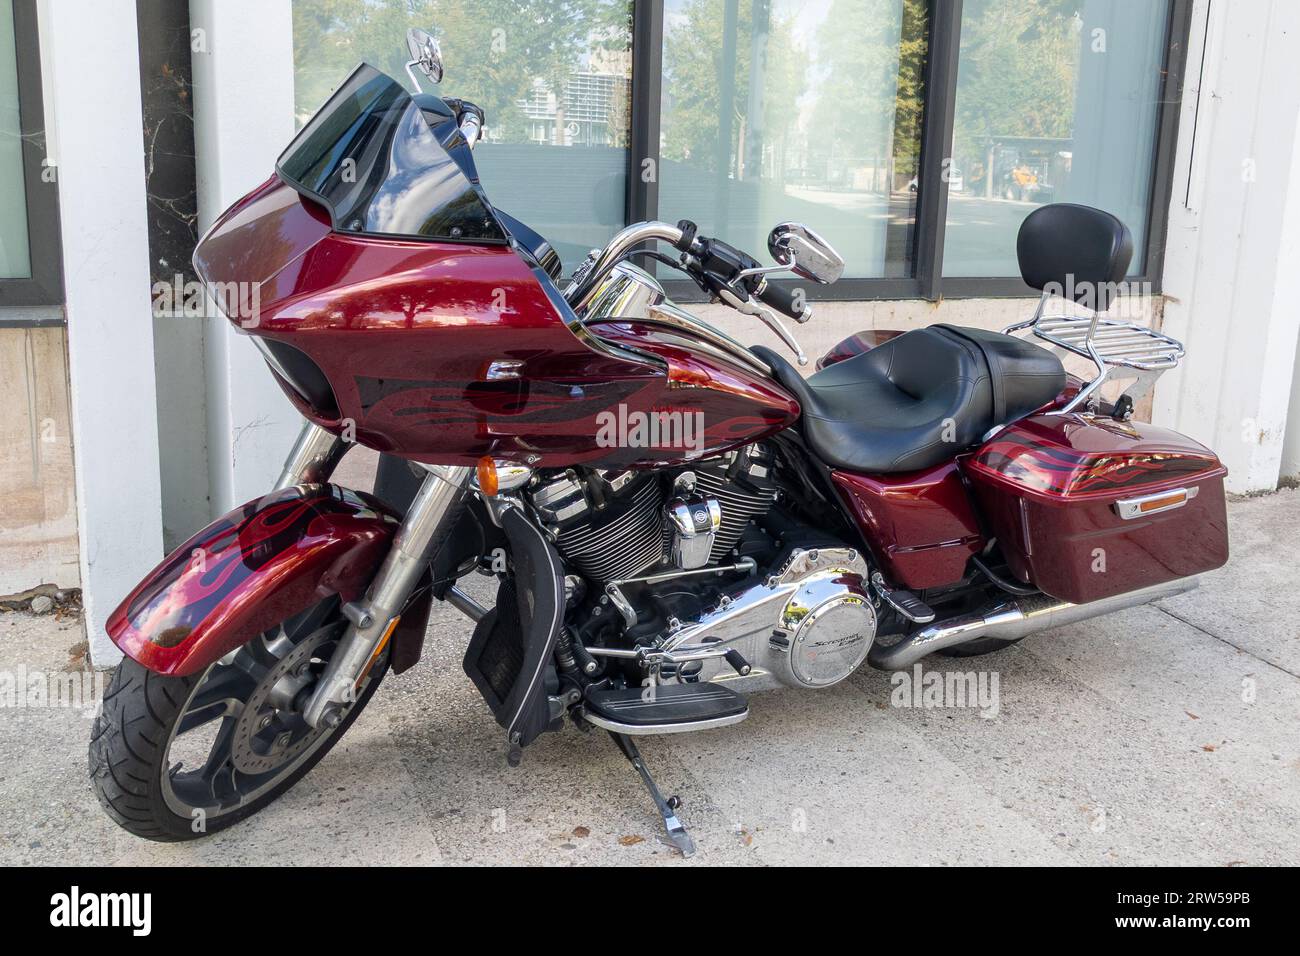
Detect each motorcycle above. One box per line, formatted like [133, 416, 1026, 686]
[89, 29, 1228, 855]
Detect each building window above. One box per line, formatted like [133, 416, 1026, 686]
[288, 0, 1188, 301]
[943, 0, 1171, 278]
[0, 0, 29, 280]
[657, 0, 928, 280]
[291, 0, 633, 273]
[0, 0, 62, 309]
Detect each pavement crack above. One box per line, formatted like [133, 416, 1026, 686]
[1155, 603, 1300, 680]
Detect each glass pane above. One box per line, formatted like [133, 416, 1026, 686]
[291, 0, 632, 273]
[659, 0, 928, 280]
[0, 0, 30, 280]
[943, 0, 1170, 278]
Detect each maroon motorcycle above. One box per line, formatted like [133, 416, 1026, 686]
[90, 32, 1228, 854]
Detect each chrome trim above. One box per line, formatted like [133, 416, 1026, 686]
[445, 586, 488, 622]
[867, 576, 1200, 671]
[657, 547, 875, 692]
[1003, 291, 1186, 417]
[590, 304, 773, 376]
[581, 709, 749, 736]
[767, 221, 845, 285]
[275, 421, 348, 489]
[580, 260, 665, 322]
[667, 495, 722, 570]
[576, 261, 774, 374]
[1114, 485, 1198, 520]
[484, 360, 524, 380]
[565, 220, 687, 312]
[608, 557, 757, 589]
[469, 461, 533, 495]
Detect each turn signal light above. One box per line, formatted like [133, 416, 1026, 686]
[476, 456, 499, 496]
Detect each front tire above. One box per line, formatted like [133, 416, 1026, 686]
[89, 603, 387, 841]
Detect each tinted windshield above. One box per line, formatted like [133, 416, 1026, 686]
[277, 64, 506, 244]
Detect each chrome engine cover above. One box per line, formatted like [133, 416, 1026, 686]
[661, 547, 876, 691]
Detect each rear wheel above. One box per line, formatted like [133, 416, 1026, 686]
[89, 600, 388, 841]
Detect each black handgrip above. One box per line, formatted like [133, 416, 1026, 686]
[757, 281, 811, 323]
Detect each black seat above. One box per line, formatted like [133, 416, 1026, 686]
[754, 326, 1065, 474]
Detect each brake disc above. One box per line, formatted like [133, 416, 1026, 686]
[230, 629, 338, 775]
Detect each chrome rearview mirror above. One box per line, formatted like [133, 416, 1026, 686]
[768, 222, 844, 285]
[405, 28, 443, 86]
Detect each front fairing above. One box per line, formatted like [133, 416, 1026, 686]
[192, 63, 798, 467]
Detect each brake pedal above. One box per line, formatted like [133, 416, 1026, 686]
[871, 572, 935, 624]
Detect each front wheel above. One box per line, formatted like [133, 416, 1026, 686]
[89, 600, 387, 841]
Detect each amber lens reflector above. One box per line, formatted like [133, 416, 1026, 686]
[476, 456, 499, 496]
[356, 615, 400, 688]
[1138, 492, 1186, 513]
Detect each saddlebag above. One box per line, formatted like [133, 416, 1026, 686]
[963, 414, 1229, 604]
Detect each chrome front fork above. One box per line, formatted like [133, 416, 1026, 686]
[302, 462, 473, 727]
[276, 422, 474, 729]
[275, 422, 349, 489]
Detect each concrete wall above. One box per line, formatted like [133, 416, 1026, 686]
[0, 321, 78, 595]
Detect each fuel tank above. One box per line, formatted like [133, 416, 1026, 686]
[194, 178, 798, 468]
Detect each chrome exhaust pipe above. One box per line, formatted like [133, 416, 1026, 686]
[867, 576, 1200, 671]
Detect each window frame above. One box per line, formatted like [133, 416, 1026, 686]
[0, 0, 63, 312]
[625, 0, 1193, 304]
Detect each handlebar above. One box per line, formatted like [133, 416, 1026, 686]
[566, 221, 689, 311]
[445, 98, 485, 149]
[563, 219, 812, 365]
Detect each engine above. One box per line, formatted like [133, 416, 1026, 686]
[528, 444, 778, 583]
[526, 443, 878, 692]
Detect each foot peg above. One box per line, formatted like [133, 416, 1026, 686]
[871, 572, 935, 624]
[583, 682, 748, 735]
[610, 732, 695, 857]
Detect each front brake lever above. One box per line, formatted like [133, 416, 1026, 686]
[717, 287, 808, 366]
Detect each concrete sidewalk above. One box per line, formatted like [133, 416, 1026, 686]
[1, 490, 1297, 866]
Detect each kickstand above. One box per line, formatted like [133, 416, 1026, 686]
[609, 732, 696, 858]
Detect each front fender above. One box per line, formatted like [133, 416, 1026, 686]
[107, 485, 399, 677]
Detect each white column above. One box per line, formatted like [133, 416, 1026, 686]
[190, 0, 302, 513]
[1155, 0, 1300, 494]
[42, 0, 165, 665]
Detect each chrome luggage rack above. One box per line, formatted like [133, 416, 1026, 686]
[1004, 292, 1185, 417]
